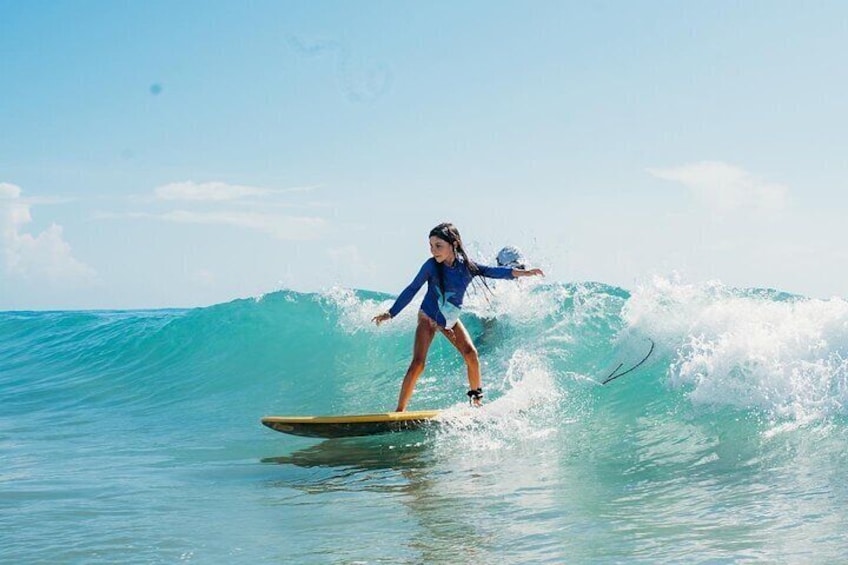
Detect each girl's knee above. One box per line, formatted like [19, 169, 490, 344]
[410, 357, 427, 371]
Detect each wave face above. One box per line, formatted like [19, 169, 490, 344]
[3, 279, 848, 563]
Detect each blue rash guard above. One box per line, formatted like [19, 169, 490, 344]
[388, 257, 515, 328]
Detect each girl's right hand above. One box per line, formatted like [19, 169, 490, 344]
[372, 312, 392, 326]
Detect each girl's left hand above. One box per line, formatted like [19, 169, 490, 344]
[516, 268, 545, 277]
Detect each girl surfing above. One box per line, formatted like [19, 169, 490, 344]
[373, 222, 544, 411]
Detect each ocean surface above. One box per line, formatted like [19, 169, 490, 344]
[3, 277, 848, 564]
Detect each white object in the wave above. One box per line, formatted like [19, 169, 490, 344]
[496, 245, 526, 268]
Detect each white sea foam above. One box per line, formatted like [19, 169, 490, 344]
[627, 275, 848, 421]
[318, 285, 429, 335]
[435, 349, 562, 450]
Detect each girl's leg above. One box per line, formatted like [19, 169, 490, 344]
[441, 320, 482, 405]
[396, 311, 438, 412]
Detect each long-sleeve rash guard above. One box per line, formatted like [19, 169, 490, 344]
[388, 257, 515, 328]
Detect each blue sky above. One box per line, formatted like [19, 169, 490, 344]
[1, 1, 847, 309]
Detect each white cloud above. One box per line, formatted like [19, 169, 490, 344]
[154, 181, 318, 202]
[0, 183, 22, 199]
[647, 161, 788, 214]
[0, 182, 97, 284]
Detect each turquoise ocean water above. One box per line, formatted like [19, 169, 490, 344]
[3, 278, 848, 563]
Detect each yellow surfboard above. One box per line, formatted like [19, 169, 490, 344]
[261, 410, 441, 439]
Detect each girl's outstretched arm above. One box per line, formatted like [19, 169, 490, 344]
[373, 260, 434, 325]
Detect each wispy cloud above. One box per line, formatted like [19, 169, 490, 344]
[0, 182, 97, 284]
[287, 34, 393, 104]
[153, 181, 318, 202]
[648, 161, 788, 214]
[104, 180, 329, 240]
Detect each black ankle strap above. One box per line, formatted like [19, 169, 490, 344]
[466, 388, 483, 403]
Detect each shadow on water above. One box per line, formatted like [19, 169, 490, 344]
[258, 431, 442, 496]
[261, 433, 433, 471]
